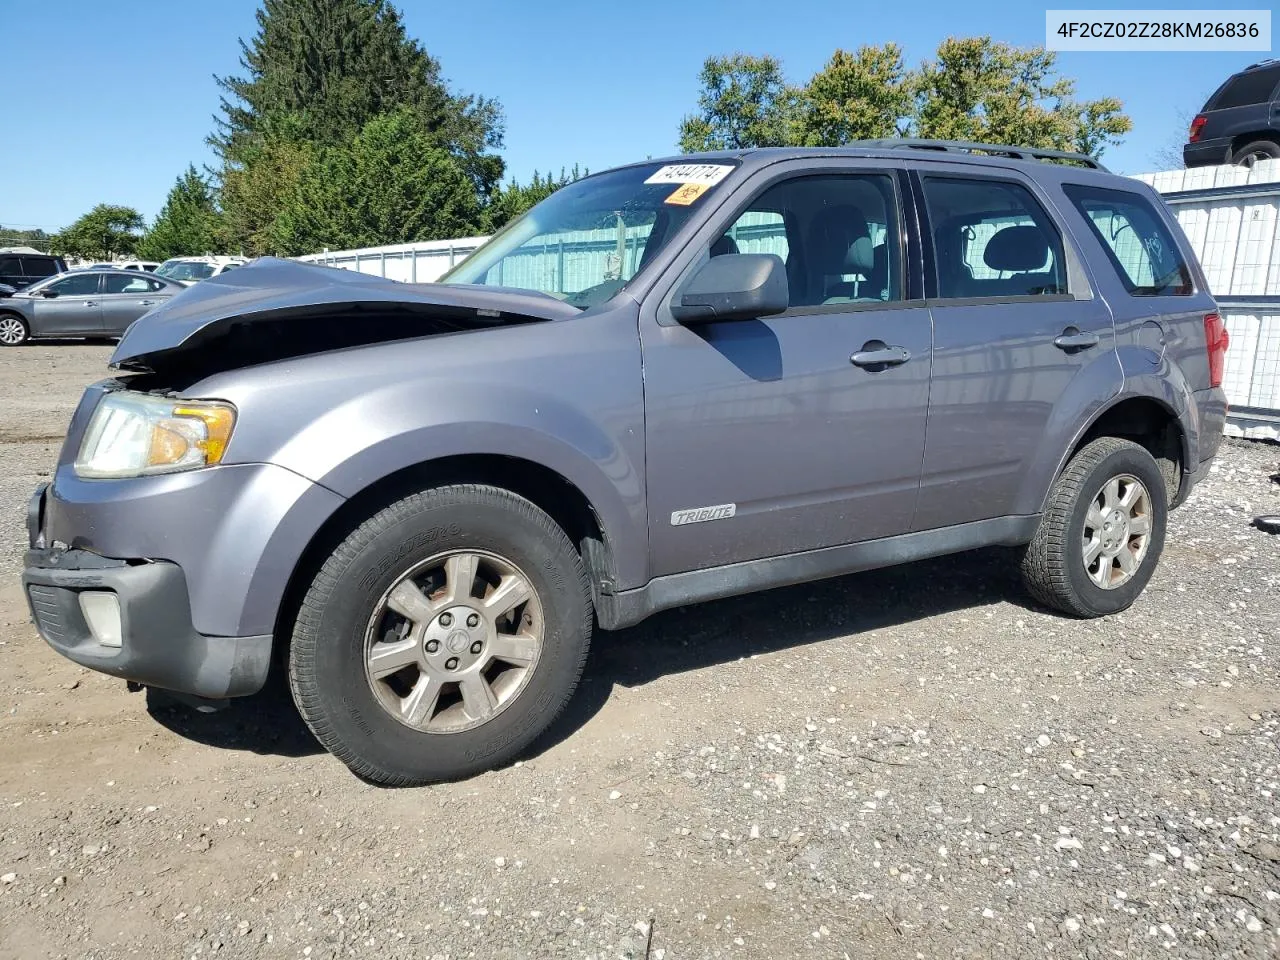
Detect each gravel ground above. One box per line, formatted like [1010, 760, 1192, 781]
[0, 345, 1277, 959]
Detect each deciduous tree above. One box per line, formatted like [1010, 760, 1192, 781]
[678, 38, 1132, 159]
[794, 45, 913, 146]
[913, 37, 1130, 153]
[53, 205, 144, 260]
[678, 54, 798, 152]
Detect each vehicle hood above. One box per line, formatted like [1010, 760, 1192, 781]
[111, 256, 579, 373]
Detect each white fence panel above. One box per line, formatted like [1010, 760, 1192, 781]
[296, 237, 488, 284]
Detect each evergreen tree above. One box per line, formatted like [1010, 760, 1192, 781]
[484, 166, 586, 232]
[270, 110, 482, 254]
[137, 166, 223, 260]
[212, 0, 503, 253]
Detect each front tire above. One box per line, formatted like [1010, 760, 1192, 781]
[1021, 437, 1167, 618]
[0, 314, 29, 346]
[289, 484, 593, 785]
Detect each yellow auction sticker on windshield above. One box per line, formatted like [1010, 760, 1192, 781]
[665, 182, 710, 206]
[645, 163, 734, 186]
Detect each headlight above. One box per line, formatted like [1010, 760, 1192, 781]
[74, 392, 236, 479]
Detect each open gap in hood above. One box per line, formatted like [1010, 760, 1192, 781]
[115, 303, 540, 378]
[110, 257, 579, 375]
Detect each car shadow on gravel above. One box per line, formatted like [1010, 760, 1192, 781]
[143, 682, 324, 758]
[535, 545, 1035, 755]
[141, 546, 1034, 768]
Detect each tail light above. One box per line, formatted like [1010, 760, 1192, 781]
[1188, 115, 1207, 143]
[1204, 313, 1229, 388]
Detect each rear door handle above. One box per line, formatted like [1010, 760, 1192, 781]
[1053, 328, 1099, 351]
[850, 342, 911, 368]
[84, 301, 97, 307]
[139, 299, 155, 305]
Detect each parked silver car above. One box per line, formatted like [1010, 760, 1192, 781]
[0, 269, 185, 345]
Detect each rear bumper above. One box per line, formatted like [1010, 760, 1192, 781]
[1175, 454, 1214, 508]
[1183, 138, 1232, 168]
[1174, 386, 1228, 508]
[22, 542, 271, 699]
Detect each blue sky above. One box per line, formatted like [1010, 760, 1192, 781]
[0, 0, 1266, 233]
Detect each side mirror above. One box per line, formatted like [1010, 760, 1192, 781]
[41, 288, 59, 298]
[671, 253, 789, 324]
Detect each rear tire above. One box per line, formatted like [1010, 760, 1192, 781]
[0, 314, 29, 346]
[1231, 139, 1280, 167]
[289, 484, 593, 786]
[1021, 437, 1167, 618]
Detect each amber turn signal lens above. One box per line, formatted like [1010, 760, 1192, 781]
[173, 404, 236, 464]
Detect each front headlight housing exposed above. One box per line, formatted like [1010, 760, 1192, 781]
[74, 392, 236, 479]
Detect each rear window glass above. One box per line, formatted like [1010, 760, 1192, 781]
[1211, 66, 1280, 109]
[102, 274, 162, 294]
[21, 257, 58, 278]
[1064, 184, 1192, 297]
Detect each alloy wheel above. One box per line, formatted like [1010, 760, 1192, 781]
[1081, 474, 1152, 589]
[363, 550, 543, 733]
[0, 316, 26, 345]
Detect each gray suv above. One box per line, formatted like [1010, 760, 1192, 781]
[22, 141, 1228, 785]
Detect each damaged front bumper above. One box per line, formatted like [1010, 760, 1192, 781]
[22, 483, 272, 700]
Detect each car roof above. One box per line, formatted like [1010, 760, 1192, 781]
[53, 268, 177, 282]
[601, 143, 1124, 188]
[162, 255, 245, 264]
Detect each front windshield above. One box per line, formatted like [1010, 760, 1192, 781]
[156, 261, 215, 281]
[442, 161, 740, 309]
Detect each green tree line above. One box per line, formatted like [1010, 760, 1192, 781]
[678, 39, 1131, 156]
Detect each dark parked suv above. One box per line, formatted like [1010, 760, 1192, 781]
[1184, 59, 1280, 168]
[23, 141, 1228, 785]
[0, 250, 67, 291]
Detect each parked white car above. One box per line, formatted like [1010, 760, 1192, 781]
[155, 256, 248, 286]
[85, 261, 160, 272]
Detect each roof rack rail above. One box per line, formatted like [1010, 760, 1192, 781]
[853, 138, 1108, 171]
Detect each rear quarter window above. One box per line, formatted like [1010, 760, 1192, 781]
[1064, 184, 1192, 297]
[1209, 66, 1280, 109]
[21, 257, 58, 278]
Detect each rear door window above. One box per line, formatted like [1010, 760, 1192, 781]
[1063, 184, 1192, 296]
[921, 177, 1067, 299]
[102, 274, 160, 294]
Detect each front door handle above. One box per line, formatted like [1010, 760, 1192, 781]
[1053, 328, 1099, 351]
[851, 341, 911, 369]
[84, 301, 97, 307]
[139, 299, 155, 306]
